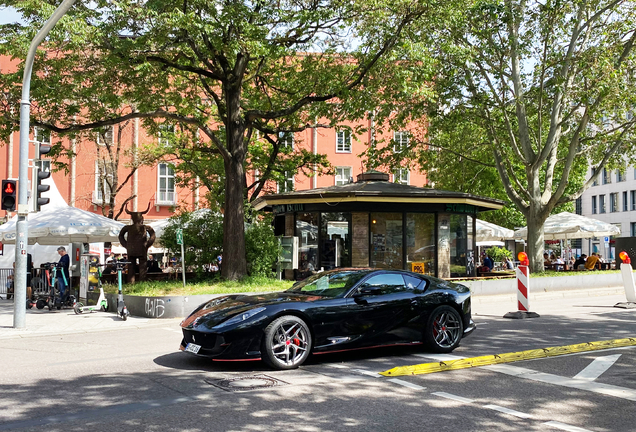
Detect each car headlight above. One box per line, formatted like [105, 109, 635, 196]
[211, 307, 266, 330]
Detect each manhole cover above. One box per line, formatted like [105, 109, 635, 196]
[205, 374, 288, 392]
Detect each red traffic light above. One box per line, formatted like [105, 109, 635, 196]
[1, 179, 17, 211]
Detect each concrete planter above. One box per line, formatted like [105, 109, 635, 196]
[461, 271, 625, 296]
[85, 271, 628, 319]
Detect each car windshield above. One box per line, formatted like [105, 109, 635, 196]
[286, 270, 371, 298]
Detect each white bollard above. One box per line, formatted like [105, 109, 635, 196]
[616, 251, 636, 308]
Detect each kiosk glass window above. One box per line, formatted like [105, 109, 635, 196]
[370, 213, 403, 269]
[406, 213, 435, 276]
[320, 213, 351, 270]
[296, 213, 319, 271]
[450, 214, 469, 277]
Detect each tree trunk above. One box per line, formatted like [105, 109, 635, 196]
[221, 149, 248, 280]
[525, 205, 548, 273]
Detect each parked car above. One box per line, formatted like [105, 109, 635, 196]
[180, 268, 475, 369]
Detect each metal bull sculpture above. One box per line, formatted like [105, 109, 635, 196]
[118, 203, 156, 282]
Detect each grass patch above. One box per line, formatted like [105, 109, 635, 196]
[103, 276, 294, 297]
[531, 269, 620, 277]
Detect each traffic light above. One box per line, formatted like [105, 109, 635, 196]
[1, 180, 17, 211]
[34, 141, 52, 212]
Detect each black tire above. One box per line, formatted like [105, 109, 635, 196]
[26, 301, 33, 310]
[74, 302, 84, 314]
[261, 315, 312, 370]
[36, 299, 45, 309]
[423, 305, 463, 353]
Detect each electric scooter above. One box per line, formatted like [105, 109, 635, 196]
[73, 264, 109, 314]
[115, 260, 131, 321]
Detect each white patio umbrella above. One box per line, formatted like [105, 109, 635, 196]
[476, 219, 515, 242]
[513, 212, 621, 240]
[0, 207, 125, 245]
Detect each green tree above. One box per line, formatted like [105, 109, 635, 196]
[0, 0, 434, 279]
[411, 0, 636, 272]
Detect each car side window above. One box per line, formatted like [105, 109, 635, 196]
[358, 274, 407, 294]
[403, 275, 424, 291]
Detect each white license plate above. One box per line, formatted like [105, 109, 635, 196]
[185, 343, 201, 354]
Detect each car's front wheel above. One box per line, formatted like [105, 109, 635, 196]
[262, 315, 312, 370]
[423, 305, 463, 353]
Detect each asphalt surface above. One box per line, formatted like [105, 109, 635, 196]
[0, 287, 634, 432]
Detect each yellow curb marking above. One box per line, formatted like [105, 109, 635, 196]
[380, 337, 636, 377]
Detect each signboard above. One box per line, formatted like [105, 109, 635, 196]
[411, 262, 425, 274]
[176, 228, 183, 245]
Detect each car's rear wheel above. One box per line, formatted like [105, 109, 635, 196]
[262, 315, 312, 370]
[423, 305, 463, 353]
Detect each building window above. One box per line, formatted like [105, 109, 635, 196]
[602, 168, 611, 184]
[393, 169, 409, 184]
[277, 171, 294, 193]
[632, 223, 636, 237]
[157, 163, 175, 204]
[592, 168, 598, 186]
[96, 126, 114, 146]
[617, 170, 626, 182]
[335, 167, 352, 186]
[33, 127, 51, 145]
[279, 131, 294, 149]
[624, 191, 629, 212]
[336, 130, 351, 153]
[592, 196, 597, 214]
[158, 124, 175, 147]
[575, 197, 582, 215]
[393, 131, 409, 153]
[599, 195, 606, 213]
[94, 161, 114, 204]
[632, 191, 636, 211]
[610, 193, 618, 212]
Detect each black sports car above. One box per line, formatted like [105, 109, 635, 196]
[180, 269, 475, 369]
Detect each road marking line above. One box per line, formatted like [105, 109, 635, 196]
[485, 364, 636, 401]
[573, 354, 621, 381]
[162, 327, 182, 334]
[351, 369, 382, 378]
[484, 404, 533, 419]
[543, 420, 593, 432]
[380, 337, 636, 376]
[388, 378, 425, 390]
[431, 392, 475, 403]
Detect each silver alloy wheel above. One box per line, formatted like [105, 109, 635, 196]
[432, 310, 462, 349]
[268, 320, 310, 367]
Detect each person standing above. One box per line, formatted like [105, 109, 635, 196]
[56, 246, 70, 306]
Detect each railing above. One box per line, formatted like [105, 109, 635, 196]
[0, 268, 13, 298]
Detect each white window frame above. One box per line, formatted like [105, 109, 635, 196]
[277, 171, 294, 193]
[279, 131, 294, 149]
[158, 124, 175, 147]
[393, 131, 409, 153]
[336, 130, 351, 153]
[157, 163, 176, 205]
[96, 126, 114, 147]
[93, 161, 114, 204]
[393, 168, 410, 185]
[335, 166, 352, 186]
[33, 127, 51, 145]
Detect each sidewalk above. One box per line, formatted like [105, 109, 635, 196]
[0, 299, 182, 340]
[0, 286, 630, 341]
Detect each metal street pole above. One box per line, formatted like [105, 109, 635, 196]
[14, 0, 77, 328]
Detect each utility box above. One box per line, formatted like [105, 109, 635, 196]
[279, 236, 299, 270]
[79, 253, 100, 302]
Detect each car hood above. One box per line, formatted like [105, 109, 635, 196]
[181, 292, 319, 329]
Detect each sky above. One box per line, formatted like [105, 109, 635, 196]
[0, 7, 23, 24]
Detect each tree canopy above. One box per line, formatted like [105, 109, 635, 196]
[0, 0, 436, 279]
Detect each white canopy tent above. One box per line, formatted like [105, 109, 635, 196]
[513, 212, 621, 240]
[476, 219, 515, 243]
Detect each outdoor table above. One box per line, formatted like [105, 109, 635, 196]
[544, 263, 569, 271]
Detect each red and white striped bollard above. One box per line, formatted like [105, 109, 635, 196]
[504, 252, 540, 319]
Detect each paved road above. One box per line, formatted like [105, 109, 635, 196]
[0, 289, 634, 432]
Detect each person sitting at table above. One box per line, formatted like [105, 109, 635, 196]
[503, 257, 514, 270]
[543, 253, 552, 267]
[554, 255, 565, 271]
[574, 254, 587, 270]
[483, 254, 494, 271]
[584, 252, 600, 270]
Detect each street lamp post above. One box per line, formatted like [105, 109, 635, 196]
[14, 0, 77, 328]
